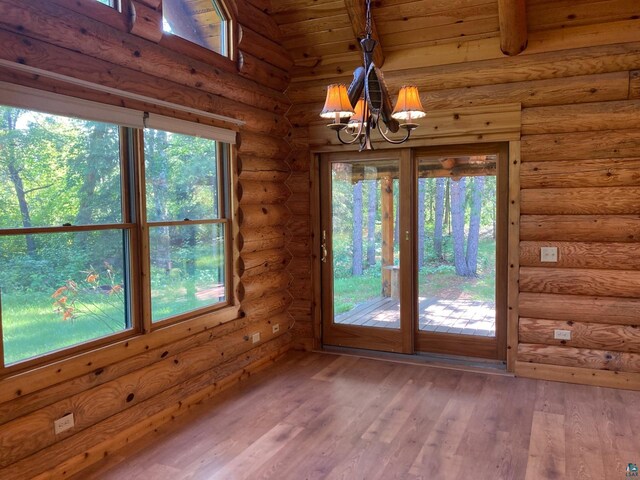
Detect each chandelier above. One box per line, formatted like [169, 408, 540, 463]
[319, 0, 426, 151]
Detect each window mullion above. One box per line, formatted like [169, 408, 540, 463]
[133, 127, 153, 334]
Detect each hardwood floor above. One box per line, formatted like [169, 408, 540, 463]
[76, 351, 640, 480]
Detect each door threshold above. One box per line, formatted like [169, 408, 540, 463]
[319, 345, 510, 376]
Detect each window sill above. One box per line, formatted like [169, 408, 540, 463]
[0, 303, 241, 403]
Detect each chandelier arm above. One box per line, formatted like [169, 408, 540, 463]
[336, 123, 365, 145]
[376, 122, 412, 145]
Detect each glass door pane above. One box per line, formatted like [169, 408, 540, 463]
[330, 160, 401, 330]
[416, 154, 498, 337]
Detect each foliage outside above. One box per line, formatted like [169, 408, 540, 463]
[331, 167, 496, 316]
[0, 106, 224, 365]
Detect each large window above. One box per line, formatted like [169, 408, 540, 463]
[0, 99, 232, 370]
[162, 0, 231, 58]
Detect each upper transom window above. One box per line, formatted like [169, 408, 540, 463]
[162, 0, 230, 58]
[96, 0, 118, 8]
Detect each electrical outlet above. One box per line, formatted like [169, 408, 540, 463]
[554, 329, 571, 341]
[540, 246, 558, 263]
[54, 413, 75, 435]
[252, 332, 261, 344]
[272, 323, 280, 334]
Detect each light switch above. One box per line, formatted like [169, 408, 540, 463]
[540, 246, 558, 263]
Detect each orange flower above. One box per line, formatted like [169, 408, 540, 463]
[53, 296, 68, 307]
[62, 308, 74, 321]
[51, 286, 68, 298]
[86, 273, 98, 283]
[109, 285, 122, 295]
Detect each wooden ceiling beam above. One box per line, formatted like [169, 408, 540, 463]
[498, 0, 528, 56]
[345, 0, 385, 67]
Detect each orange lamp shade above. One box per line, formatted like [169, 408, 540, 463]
[391, 85, 426, 121]
[320, 84, 355, 119]
[348, 98, 366, 126]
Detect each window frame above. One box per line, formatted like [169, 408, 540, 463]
[135, 129, 234, 330]
[160, 0, 237, 62]
[0, 97, 239, 377]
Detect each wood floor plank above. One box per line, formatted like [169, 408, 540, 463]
[525, 411, 566, 480]
[75, 351, 640, 480]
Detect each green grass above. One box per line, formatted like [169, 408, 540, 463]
[333, 237, 496, 315]
[333, 274, 381, 315]
[2, 292, 126, 365]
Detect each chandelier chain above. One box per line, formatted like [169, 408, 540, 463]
[365, 0, 372, 38]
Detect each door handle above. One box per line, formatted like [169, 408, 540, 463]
[321, 230, 328, 263]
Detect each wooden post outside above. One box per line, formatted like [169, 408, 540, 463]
[381, 175, 394, 297]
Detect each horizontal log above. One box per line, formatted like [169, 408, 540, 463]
[287, 41, 640, 105]
[520, 186, 640, 215]
[286, 172, 310, 193]
[287, 235, 311, 257]
[292, 20, 640, 81]
[528, 0, 639, 32]
[238, 25, 293, 72]
[43, 341, 290, 478]
[238, 205, 291, 228]
[518, 343, 640, 374]
[288, 71, 630, 126]
[0, 0, 290, 113]
[520, 158, 640, 189]
[287, 192, 309, 215]
[237, 155, 290, 182]
[0, 336, 290, 480]
[0, 67, 240, 133]
[238, 132, 291, 158]
[520, 266, 640, 298]
[514, 361, 640, 391]
[631, 70, 640, 99]
[0, 319, 284, 467]
[240, 291, 293, 319]
[237, 226, 287, 253]
[238, 51, 290, 92]
[237, 2, 282, 42]
[129, 0, 162, 43]
[384, 19, 640, 73]
[0, 315, 255, 424]
[238, 270, 292, 302]
[308, 103, 521, 147]
[287, 149, 311, 172]
[238, 248, 292, 278]
[519, 292, 640, 326]
[520, 241, 640, 270]
[0, 31, 288, 136]
[522, 100, 640, 134]
[237, 180, 291, 205]
[519, 318, 640, 353]
[521, 129, 640, 161]
[520, 215, 640, 242]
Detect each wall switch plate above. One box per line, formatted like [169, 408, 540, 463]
[272, 323, 280, 334]
[54, 413, 75, 435]
[252, 332, 261, 344]
[554, 329, 571, 341]
[540, 246, 558, 262]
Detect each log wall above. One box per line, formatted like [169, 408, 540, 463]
[0, 0, 296, 477]
[284, 6, 640, 387]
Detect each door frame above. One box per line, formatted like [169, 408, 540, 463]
[319, 149, 414, 354]
[311, 140, 519, 370]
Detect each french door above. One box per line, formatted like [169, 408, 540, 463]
[320, 144, 508, 360]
